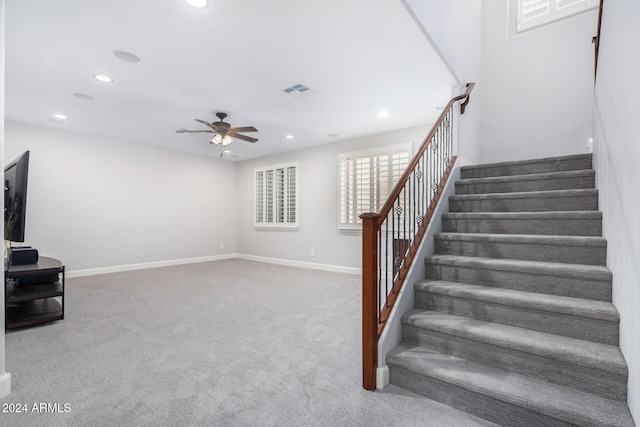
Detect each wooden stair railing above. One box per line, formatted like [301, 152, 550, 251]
[360, 82, 475, 391]
[593, 0, 604, 79]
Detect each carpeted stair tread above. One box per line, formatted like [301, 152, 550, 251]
[441, 211, 603, 236]
[450, 188, 598, 202]
[415, 280, 619, 322]
[449, 188, 599, 212]
[426, 255, 611, 281]
[401, 309, 627, 376]
[443, 211, 602, 221]
[435, 232, 606, 248]
[425, 254, 612, 301]
[460, 153, 593, 179]
[455, 170, 595, 194]
[434, 232, 606, 265]
[457, 169, 595, 185]
[387, 344, 635, 427]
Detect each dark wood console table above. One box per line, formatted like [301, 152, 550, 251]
[5, 256, 65, 330]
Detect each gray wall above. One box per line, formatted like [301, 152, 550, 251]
[5, 121, 238, 273]
[235, 125, 431, 271]
[479, 1, 597, 163]
[591, 1, 640, 421]
[403, 0, 483, 164]
[0, 0, 11, 400]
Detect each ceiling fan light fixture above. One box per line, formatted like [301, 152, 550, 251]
[221, 135, 234, 146]
[210, 133, 234, 146]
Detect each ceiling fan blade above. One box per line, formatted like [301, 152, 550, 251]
[176, 130, 213, 134]
[230, 132, 258, 143]
[195, 119, 223, 132]
[229, 126, 258, 133]
[176, 129, 214, 133]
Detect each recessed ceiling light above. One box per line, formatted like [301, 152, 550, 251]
[223, 150, 232, 154]
[53, 114, 67, 120]
[114, 50, 141, 63]
[377, 111, 388, 118]
[93, 74, 113, 83]
[73, 93, 94, 101]
[185, 0, 208, 8]
[285, 135, 294, 139]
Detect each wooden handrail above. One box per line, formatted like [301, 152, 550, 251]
[593, 0, 604, 79]
[376, 83, 475, 226]
[360, 82, 475, 391]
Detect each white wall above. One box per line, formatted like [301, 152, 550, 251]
[403, 0, 483, 164]
[235, 125, 431, 272]
[4, 122, 237, 274]
[591, 1, 640, 421]
[0, 0, 12, 399]
[479, 1, 597, 163]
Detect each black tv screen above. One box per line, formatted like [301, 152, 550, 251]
[4, 151, 30, 243]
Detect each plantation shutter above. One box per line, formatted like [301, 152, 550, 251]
[254, 162, 299, 228]
[339, 158, 355, 225]
[338, 145, 410, 228]
[265, 170, 274, 223]
[521, 0, 550, 23]
[517, 0, 597, 32]
[287, 166, 297, 223]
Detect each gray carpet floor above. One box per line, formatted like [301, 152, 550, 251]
[2, 259, 496, 426]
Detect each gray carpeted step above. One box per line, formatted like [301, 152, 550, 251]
[425, 255, 612, 301]
[434, 233, 607, 266]
[442, 211, 602, 236]
[449, 189, 598, 212]
[455, 170, 595, 195]
[387, 344, 635, 427]
[460, 153, 593, 179]
[414, 280, 619, 345]
[401, 310, 628, 401]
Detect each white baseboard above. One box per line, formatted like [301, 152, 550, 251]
[66, 253, 360, 278]
[236, 254, 361, 275]
[66, 254, 238, 278]
[0, 372, 11, 398]
[376, 365, 389, 390]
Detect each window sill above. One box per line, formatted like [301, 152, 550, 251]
[254, 224, 300, 231]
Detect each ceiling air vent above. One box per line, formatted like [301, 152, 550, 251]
[283, 83, 312, 99]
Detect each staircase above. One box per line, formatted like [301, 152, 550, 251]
[386, 154, 635, 426]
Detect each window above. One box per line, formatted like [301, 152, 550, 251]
[338, 144, 411, 229]
[255, 162, 298, 228]
[516, 0, 598, 32]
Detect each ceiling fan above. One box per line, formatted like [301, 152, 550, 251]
[176, 112, 258, 147]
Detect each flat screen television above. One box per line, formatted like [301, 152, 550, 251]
[4, 151, 30, 243]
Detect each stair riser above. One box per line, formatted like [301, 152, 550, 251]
[389, 365, 573, 427]
[460, 157, 592, 179]
[442, 217, 602, 236]
[425, 262, 612, 301]
[414, 292, 619, 345]
[455, 175, 595, 195]
[402, 325, 627, 401]
[434, 239, 606, 266]
[449, 195, 598, 213]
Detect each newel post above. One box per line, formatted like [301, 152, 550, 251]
[360, 212, 380, 391]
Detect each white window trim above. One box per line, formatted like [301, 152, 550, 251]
[512, 0, 598, 34]
[337, 143, 413, 231]
[254, 161, 299, 230]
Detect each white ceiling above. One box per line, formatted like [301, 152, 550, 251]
[4, 0, 455, 161]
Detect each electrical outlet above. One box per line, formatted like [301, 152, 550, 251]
[220, 243, 224, 249]
[310, 249, 315, 257]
